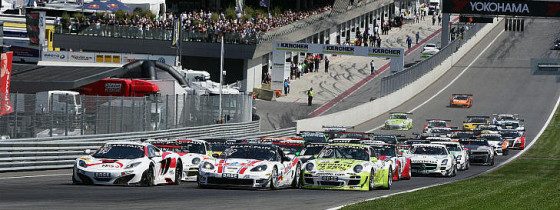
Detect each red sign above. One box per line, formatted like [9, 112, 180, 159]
[0, 51, 14, 116]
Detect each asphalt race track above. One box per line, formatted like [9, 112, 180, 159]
[1, 19, 560, 210]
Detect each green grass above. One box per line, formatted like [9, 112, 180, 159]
[344, 111, 560, 210]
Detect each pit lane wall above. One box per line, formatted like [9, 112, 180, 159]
[296, 18, 503, 132]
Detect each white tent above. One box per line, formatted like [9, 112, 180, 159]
[118, 0, 165, 16]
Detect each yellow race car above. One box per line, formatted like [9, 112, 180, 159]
[463, 116, 490, 131]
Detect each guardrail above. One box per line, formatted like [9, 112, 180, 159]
[0, 123, 297, 172]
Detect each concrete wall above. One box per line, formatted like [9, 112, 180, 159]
[296, 18, 503, 132]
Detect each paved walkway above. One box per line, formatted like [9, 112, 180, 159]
[257, 18, 445, 131]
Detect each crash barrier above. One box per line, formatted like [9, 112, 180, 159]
[297, 18, 503, 132]
[380, 23, 485, 96]
[0, 93, 253, 139]
[0, 124, 296, 172]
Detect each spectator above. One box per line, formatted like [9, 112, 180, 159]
[416, 31, 420, 44]
[324, 56, 330, 73]
[438, 15, 442, 25]
[307, 88, 314, 106]
[283, 79, 290, 95]
[432, 15, 436, 25]
[406, 35, 413, 49]
[370, 60, 375, 74]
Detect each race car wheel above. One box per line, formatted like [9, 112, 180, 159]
[385, 167, 392, 190]
[270, 167, 279, 190]
[291, 164, 301, 189]
[466, 160, 470, 170]
[450, 165, 457, 177]
[141, 166, 155, 187]
[490, 157, 495, 166]
[368, 170, 375, 191]
[72, 168, 81, 185]
[173, 162, 182, 185]
[197, 175, 206, 189]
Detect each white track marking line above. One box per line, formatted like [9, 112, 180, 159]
[366, 29, 505, 133]
[0, 174, 71, 180]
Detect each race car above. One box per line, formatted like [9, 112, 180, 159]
[421, 127, 453, 139]
[269, 139, 306, 156]
[432, 141, 470, 170]
[449, 94, 473, 108]
[151, 139, 212, 181]
[197, 144, 301, 189]
[409, 144, 457, 177]
[425, 136, 452, 142]
[492, 114, 520, 124]
[384, 112, 413, 130]
[371, 134, 400, 145]
[421, 43, 440, 59]
[460, 139, 495, 165]
[474, 124, 501, 135]
[480, 134, 509, 156]
[463, 116, 490, 131]
[299, 143, 328, 163]
[497, 120, 525, 131]
[299, 132, 329, 143]
[500, 129, 526, 150]
[72, 141, 182, 186]
[367, 142, 412, 181]
[206, 139, 248, 156]
[449, 130, 475, 141]
[302, 143, 392, 190]
[423, 119, 451, 132]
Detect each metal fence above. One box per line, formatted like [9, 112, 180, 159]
[379, 23, 485, 96]
[0, 93, 253, 139]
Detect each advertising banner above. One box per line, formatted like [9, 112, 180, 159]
[95, 53, 121, 64]
[122, 54, 150, 64]
[148, 55, 176, 66]
[442, 0, 560, 18]
[0, 52, 14, 116]
[42, 51, 69, 62]
[68, 52, 95, 63]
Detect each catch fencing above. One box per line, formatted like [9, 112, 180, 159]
[380, 23, 485, 96]
[0, 93, 252, 139]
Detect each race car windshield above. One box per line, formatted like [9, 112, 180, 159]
[454, 95, 469, 100]
[390, 114, 408, 119]
[223, 147, 276, 161]
[454, 132, 474, 138]
[372, 146, 396, 157]
[209, 143, 228, 152]
[412, 146, 447, 155]
[478, 126, 498, 131]
[301, 146, 324, 156]
[501, 132, 520, 138]
[93, 145, 144, 159]
[467, 118, 487, 123]
[428, 121, 447, 127]
[498, 116, 515, 120]
[177, 143, 205, 154]
[445, 145, 461, 152]
[318, 147, 369, 161]
[501, 123, 519, 128]
[461, 140, 489, 146]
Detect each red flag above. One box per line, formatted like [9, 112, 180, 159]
[0, 51, 14, 116]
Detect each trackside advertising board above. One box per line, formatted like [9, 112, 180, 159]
[0, 51, 13, 116]
[443, 0, 560, 17]
[42, 51, 176, 66]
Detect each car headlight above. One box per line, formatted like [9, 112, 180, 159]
[250, 165, 268, 172]
[456, 155, 462, 160]
[353, 165, 363, 173]
[125, 162, 142, 169]
[441, 159, 448, 165]
[78, 160, 87, 168]
[305, 163, 314, 171]
[192, 157, 201, 165]
[202, 162, 215, 170]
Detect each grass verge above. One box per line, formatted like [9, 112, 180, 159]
[344, 111, 560, 210]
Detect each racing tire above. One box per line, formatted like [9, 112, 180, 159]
[466, 160, 470, 170]
[270, 167, 279, 190]
[173, 161, 182, 185]
[450, 165, 457, 177]
[141, 166, 155, 187]
[490, 157, 495, 166]
[385, 167, 393, 190]
[291, 164, 301, 189]
[197, 175, 206, 189]
[368, 170, 375, 191]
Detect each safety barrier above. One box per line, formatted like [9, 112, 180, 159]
[0, 123, 297, 172]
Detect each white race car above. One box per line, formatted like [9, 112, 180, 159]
[72, 141, 182, 186]
[409, 144, 457, 177]
[432, 141, 470, 170]
[480, 134, 508, 156]
[198, 144, 302, 189]
[151, 139, 213, 181]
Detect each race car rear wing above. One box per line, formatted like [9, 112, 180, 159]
[389, 112, 413, 115]
[451, 93, 473, 96]
[425, 119, 451, 122]
[466, 115, 490, 118]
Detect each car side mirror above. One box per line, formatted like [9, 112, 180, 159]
[84, 149, 91, 154]
[212, 153, 220, 158]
